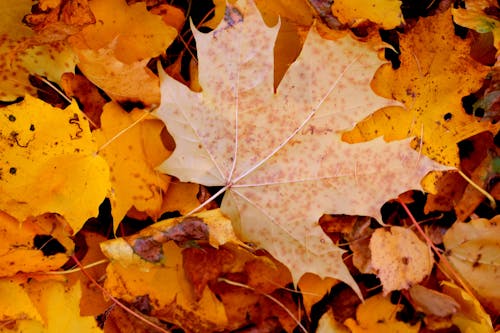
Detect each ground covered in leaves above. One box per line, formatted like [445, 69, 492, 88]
[0, 0, 499, 332]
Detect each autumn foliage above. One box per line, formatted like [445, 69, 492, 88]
[0, 0, 499, 332]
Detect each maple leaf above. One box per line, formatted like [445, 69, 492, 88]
[93, 102, 171, 228]
[68, 0, 178, 105]
[332, 0, 404, 29]
[156, 0, 447, 295]
[343, 9, 499, 166]
[0, 95, 110, 232]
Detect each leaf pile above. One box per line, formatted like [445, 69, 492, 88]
[0, 0, 499, 332]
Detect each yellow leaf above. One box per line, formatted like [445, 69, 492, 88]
[0, 211, 73, 276]
[332, 0, 404, 29]
[0, 279, 41, 324]
[343, 10, 498, 166]
[0, 280, 101, 333]
[370, 226, 433, 293]
[161, 182, 201, 215]
[344, 294, 420, 333]
[442, 281, 494, 333]
[26, 280, 102, 333]
[93, 102, 170, 228]
[0, 95, 110, 232]
[0, 0, 77, 101]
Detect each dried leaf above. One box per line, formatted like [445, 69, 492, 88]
[0, 95, 110, 232]
[156, 0, 446, 296]
[370, 226, 433, 293]
[0, 0, 78, 101]
[409, 284, 460, 317]
[443, 215, 500, 314]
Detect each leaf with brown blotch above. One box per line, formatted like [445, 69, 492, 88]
[156, 0, 448, 296]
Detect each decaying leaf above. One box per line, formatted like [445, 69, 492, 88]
[0, 0, 78, 101]
[409, 284, 460, 318]
[370, 226, 433, 293]
[156, 0, 447, 296]
[344, 293, 420, 333]
[0, 95, 110, 232]
[93, 102, 171, 228]
[332, 0, 404, 29]
[343, 9, 498, 166]
[443, 215, 500, 313]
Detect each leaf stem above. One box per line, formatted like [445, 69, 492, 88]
[457, 169, 496, 209]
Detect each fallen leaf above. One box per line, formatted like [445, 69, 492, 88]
[0, 95, 110, 232]
[408, 284, 460, 317]
[93, 102, 171, 228]
[101, 241, 229, 332]
[369, 226, 433, 293]
[0, 211, 73, 277]
[156, 0, 446, 296]
[343, 9, 498, 166]
[317, 310, 350, 333]
[332, 0, 404, 29]
[66, 230, 111, 316]
[343, 293, 420, 333]
[60, 72, 108, 129]
[443, 215, 500, 314]
[160, 182, 201, 215]
[68, 0, 177, 104]
[0, 279, 102, 333]
[22, 0, 95, 45]
[452, 0, 500, 55]
[0, 0, 78, 101]
[298, 273, 338, 315]
[441, 281, 494, 333]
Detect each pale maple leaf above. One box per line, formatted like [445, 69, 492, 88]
[156, 0, 447, 296]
